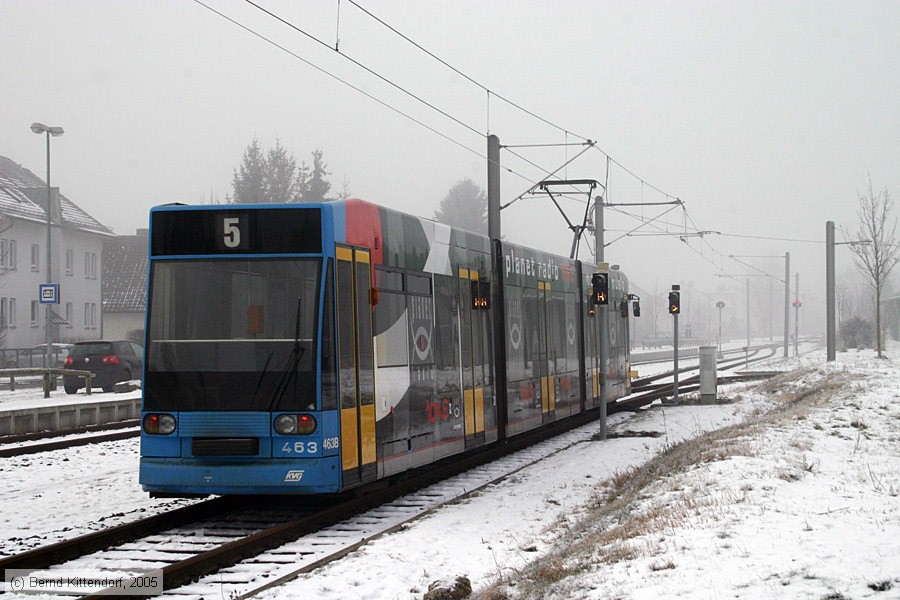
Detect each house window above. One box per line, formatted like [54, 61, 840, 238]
[84, 252, 98, 279]
[31, 300, 39, 326]
[9, 240, 16, 270]
[0, 297, 15, 328]
[31, 244, 40, 272]
[84, 302, 97, 329]
[66, 249, 74, 276]
[0, 239, 9, 269]
[65, 302, 73, 329]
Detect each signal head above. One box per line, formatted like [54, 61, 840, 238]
[668, 291, 681, 315]
[591, 272, 609, 305]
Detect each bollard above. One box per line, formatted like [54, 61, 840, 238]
[699, 346, 717, 405]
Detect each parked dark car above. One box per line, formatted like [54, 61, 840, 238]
[63, 340, 144, 394]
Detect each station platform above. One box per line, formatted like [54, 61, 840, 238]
[0, 386, 141, 436]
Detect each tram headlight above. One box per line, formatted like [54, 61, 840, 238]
[274, 414, 317, 435]
[143, 413, 176, 435]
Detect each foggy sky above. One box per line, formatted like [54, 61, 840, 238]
[2, 0, 899, 334]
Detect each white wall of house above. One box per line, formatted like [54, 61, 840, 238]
[0, 217, 105, 349]
[103, 311, 144, 342]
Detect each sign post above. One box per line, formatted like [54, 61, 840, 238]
[39, 284, 60, 398]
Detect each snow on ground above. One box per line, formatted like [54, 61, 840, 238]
[259, 346, 899, 600]
[0, 387, 199, 554]
[2, 344, 898, 600]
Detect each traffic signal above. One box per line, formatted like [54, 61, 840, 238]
[591, 272, 609, 305]
[668, 291, 681, 315]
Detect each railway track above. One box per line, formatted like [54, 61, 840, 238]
[620, 343, 784, 412]
[0, 425, 140, 458]
[1, 357, 787, 598]
[0, 404, 620, 598]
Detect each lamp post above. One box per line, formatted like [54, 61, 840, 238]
[30, 122, 64, 372]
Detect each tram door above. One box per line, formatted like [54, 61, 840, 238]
[458, 268, 485, 446]
[337, 247, 376, 487]
[537, 281, 556, 420]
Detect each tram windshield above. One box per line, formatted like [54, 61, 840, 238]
[145, 259, 321, 412]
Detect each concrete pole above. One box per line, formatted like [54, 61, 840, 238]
[826, 221, 836, 361]
[794, 272, 800, 356]
[784, 252, 790, 357]
[746, 278, 750, 349]
[595, 193, 607, 440]
[673, 311, 679, 404]
[487, 134, 501, 240]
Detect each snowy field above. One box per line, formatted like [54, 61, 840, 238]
[1, 345, 898, 599]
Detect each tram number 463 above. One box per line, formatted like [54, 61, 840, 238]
[282, 438, 339, 454]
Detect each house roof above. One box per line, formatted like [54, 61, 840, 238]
[0, 155, 113, 236]
[102, 230, 148, 313]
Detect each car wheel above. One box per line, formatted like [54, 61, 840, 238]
[121, 369, 132, 382]
[64, 385, 78, 395]
[102, 385, 114, 393]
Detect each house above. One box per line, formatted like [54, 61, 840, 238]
[0, 155, 113, 362]
[102, 229, 148, 341]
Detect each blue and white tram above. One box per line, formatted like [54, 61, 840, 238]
[139, 199, 636, 496]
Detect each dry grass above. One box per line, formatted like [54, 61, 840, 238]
[473, 370, 849, 600]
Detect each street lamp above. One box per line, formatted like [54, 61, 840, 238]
[30, 122, 64, 372]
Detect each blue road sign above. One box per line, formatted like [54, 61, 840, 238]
[39, 283, 59, 304]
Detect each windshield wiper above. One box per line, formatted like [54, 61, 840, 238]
[268, 297, 306, 412]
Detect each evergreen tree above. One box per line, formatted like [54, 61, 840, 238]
[300, 149, 332, 202]
[293, 160, 310, 202]
[231, 137, 267, 204]
[264, 138, 298, 203]
[231, 140, 334, 204]
[434, 178, 488, 235]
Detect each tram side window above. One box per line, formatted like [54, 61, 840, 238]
[374, 289, 408, 368]
[337, 260, 357, 410]
[432, 275, 459, 383]
[321, 259, 337, 411]
[564, 292, 578, 373]
[548, 291, 567, 375]
[522, 286, 540, 379]
[458, 274, 473, 389]
[356, 260, 375, 407]
[374, 266, 408, 368]
[505, 285, 525, 383]
[407, 274, 434, 368]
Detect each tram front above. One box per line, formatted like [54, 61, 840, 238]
[139, 205, 342, 495]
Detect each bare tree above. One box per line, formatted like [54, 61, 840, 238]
[848, 176, 900, 358]
[336, 178, 352, 201]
